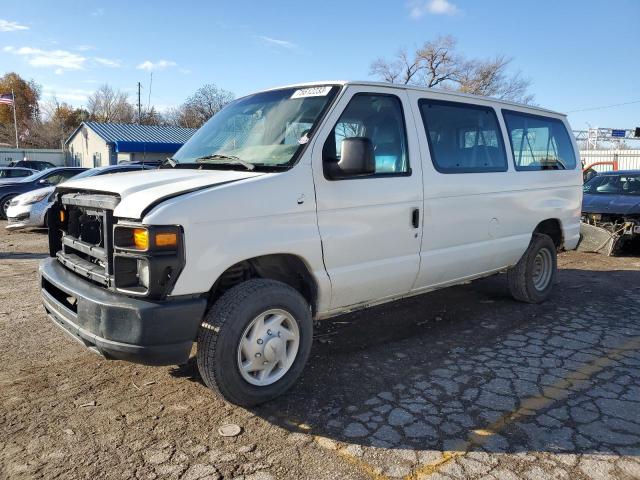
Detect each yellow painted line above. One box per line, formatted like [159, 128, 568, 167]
[404, 335, 640, 479]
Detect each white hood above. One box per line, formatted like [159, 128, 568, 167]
[60, 168, 270, 219]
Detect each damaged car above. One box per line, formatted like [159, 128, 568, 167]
[581, 170, 640, 255]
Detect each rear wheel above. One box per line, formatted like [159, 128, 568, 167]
[197, 278, 313, 406]
[507, 233, 557, 304]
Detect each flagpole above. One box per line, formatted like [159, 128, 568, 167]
[11, 89, 18, 148]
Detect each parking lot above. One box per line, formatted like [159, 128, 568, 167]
[1, 223, 639, 480]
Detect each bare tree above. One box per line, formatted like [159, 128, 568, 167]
[370, 36, 534, 104]
[165, 84, 234, 128]
[87, 84, 135, 123]
[456, 55, 533, 103]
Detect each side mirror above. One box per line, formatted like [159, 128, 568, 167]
[38, 179, 50, 185]
[326, 137, 375, 179]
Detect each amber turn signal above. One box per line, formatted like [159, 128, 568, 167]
[133, 228, 149, 250]
[59, 210, 65, 222]
[155, 232, 178, 248]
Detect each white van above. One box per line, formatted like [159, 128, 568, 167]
[40, 81, 582, 405]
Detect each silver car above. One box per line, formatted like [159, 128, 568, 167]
[5, 164, 152, 230]
[5, 186, 54, 230]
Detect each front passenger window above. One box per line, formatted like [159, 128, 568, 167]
[323, 93, 409, 177]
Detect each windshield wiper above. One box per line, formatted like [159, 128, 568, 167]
[195, 154, 255, 171]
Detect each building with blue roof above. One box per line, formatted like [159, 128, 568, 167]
[65, 122, 197, 167]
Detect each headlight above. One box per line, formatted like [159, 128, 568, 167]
[114, 225, 179, 251]
[21, 192, 50, 205]
[112, 224, 184, 299]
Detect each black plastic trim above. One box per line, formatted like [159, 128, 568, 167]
[40, 257, 207, 366]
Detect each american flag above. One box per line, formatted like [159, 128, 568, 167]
[0, 93, 14, 106]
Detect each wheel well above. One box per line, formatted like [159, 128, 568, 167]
[208, 254, 318, 314]
[534, 219, 563, 249]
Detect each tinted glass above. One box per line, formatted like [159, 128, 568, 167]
[419, 100, 507, 173]
[324, 93, 409, 175]
[583, 173, 640, 196]
[502, 110, 576, 171]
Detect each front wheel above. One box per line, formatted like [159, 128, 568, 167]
[1, 195, 15, 220]
[197, 279, 313, 406]
[507, 233, 557, 304]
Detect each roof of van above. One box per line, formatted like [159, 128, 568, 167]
[261, 80, 565, 117]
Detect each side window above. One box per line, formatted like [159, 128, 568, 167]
[323, 93, 409, 177]
[419, 100, 508, 173]
[502, 110, 577, 171]
[43, 173, 63, 185]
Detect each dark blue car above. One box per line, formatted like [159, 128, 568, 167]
[582, 170, 640, 252]
[583, 170, 640, 216]
[0, 167, 87, 219]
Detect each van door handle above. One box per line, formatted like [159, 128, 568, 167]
[411, 208, 420, 228]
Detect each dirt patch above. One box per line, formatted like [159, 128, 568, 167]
[1, 222, 640, 479]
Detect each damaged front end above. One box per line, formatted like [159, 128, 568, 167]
[579, 213, 640, 255]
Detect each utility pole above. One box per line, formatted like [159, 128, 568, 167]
[137, 82, 142, 125]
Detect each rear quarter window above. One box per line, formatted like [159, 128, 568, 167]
[502, 110, 577, 171]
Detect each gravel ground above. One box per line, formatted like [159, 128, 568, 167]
[1, 222, 640, 480]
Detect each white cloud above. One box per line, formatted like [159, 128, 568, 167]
[94, 57, 121, 68]
[258, 36, 297, 50]
[408, 0, 459, 18]
[0, 19, 29, 32]
[42, 86, 93, 103]
[91, 8, 105, 17]
[136, 59, 177, 71]
[76, 44, 95, 51]
[3, 46, 86, 71]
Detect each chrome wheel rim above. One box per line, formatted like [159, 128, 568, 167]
[237, 308, 300, 387]
[532, 247, 553, 291]
[2, 198, 11, 215]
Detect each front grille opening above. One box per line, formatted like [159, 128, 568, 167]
[42, 277, 78, 314]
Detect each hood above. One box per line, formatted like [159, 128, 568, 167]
[582, 193, 640, 216]
[59, 168, 270, 219]
[14, 186, 55, 204]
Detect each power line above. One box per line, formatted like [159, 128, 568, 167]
[567, 99, 640, 113]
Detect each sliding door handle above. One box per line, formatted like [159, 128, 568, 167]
[411, 208, 420, 229]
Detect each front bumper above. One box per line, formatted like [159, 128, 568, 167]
[39, 257, 207, 365]
[6, 202, 47, 230]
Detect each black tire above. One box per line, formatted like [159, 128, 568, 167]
[507, 233, 557, 304]
[197, 278, 313, 407]
[0, 195, 15, 220]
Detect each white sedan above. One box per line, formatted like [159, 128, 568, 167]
[6, 186, 54, 230]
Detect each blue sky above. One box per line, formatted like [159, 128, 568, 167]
[1, 0, 638, 131]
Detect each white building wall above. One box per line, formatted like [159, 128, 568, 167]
[581, 149, 640, 172]
[66, 126, 111, 168]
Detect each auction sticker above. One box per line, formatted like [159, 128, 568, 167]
[291, 86, 332, 98]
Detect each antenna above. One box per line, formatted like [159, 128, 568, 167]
[137, 82, 142, 124]
[148, 72, 153, 109]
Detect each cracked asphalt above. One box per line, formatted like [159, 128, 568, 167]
[1, 222, 640, 480]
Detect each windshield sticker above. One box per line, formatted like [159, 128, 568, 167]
[291, 86, 332, 99]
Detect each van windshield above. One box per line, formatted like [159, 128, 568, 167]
[173, 86, 338, 169]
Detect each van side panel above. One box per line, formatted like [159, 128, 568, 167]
[406, 90, 582, 291]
